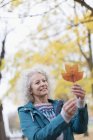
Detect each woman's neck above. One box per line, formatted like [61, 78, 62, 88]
[34, 95, 48, 105]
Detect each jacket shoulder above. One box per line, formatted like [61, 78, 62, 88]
[18, 102, 33, 112]
[18, 106, 26, 112]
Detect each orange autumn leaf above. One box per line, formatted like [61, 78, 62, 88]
[62, 64, 83, 83]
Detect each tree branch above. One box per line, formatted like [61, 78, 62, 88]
[0, 0, 17, 8]
[74, 0, 93, 13]
[87, 29, 93, 71]
[77, 41, 89, 63]
[0, 37, 6, 82]
[0, 1, 63, 18]
[68, 18, 93, 29]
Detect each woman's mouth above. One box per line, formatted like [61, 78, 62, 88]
[40, 88, 47, 91]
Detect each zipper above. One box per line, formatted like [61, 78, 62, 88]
[30, 111, 34, 121]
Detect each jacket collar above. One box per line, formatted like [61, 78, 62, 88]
[23, 99, 58, 111]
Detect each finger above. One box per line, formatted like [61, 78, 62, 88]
[72, 85, 84, 91]
[72, 84, 83, 88]
[64, 103, 77, 112]
[64, 99, 76, 106]
[72, 89, 85, 96]
[72, 89, 85, 94]
[64, 100, 77, 111]
[66, 106, 77, 116]
[71, 87, 84, 90]
[73, 93, 85, 99]
[73, 84, 81, 87]
[67, 105, 77, 113]
[64, 100, 76, 109]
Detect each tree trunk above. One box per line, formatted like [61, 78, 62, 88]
[92, 83, 93, 97]
[0, 105, 9, 140]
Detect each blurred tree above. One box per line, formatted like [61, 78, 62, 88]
[0, 29, 7, 140]
[8, 112, 20, 132]
[66, 10, 93, 97]
[0, 0, 93, 115]
[0, 22, 13, 140]
[0, 105, 9, 140]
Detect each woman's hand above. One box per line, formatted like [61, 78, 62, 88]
[71, 84, 85, 99]
[61, 99, 77, 123]
[63, 99, 77, 117]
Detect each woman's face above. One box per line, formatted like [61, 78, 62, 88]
[30, 73, 49, 98]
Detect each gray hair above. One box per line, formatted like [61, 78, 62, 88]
[19, 65, 54, 104]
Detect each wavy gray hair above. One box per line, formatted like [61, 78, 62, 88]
[19, 65, 53, 104]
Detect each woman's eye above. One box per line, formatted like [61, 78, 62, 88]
[35, 81, 40, 84]
[35, 79, 47, 84]
[43, 79, 47, 82]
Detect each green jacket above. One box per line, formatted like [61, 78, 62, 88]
[18, 99, 88, 140]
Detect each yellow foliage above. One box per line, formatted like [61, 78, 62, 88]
[53, 76, 93, 99]
[72, 28, 79, 34]
[11, 0, 21, 6]
[15, 50, 53, 69]
[84, 11, 92, 18]
[42, 54, 53, 65]
[79, 36, 87, 44]
[45, 40, 70, 63]
[10, 72, 20, 86]
[44, 44, 60, 66]
[48, 41, 65, 51]
[71, 10, 93, 32]
[66, 25, 71, 30]
[0, 59, 5, 70]
[14, 50, 34, 68]
[54, 79, 72, 99]
[15, 50, 25, 58]
[85, 22, 93, 31]
[61, 34, 70, 42]
[4, 72, 20, 97]
[38, 24, 43, 32]
[78, 11, 93, 31]
[31, 53, 53, 65]
[63, 41, 79, 53]
[79, 78, 92, 94]
[74, 16, 80, 24]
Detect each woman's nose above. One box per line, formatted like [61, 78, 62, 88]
[40, 81, 45, 86]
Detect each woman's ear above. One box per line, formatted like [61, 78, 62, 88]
[30, 91, 32, 95]
[28, 85, 32, 94]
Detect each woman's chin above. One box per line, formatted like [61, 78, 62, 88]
[40, 92, 48, 97]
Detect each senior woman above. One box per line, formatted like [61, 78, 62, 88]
[18, 65, 88, 140]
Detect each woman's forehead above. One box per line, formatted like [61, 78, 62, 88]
[30, 72, 47, 81]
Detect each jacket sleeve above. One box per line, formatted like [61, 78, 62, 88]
[70, 104, 88, 134]
[18, 108, 69, 140]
